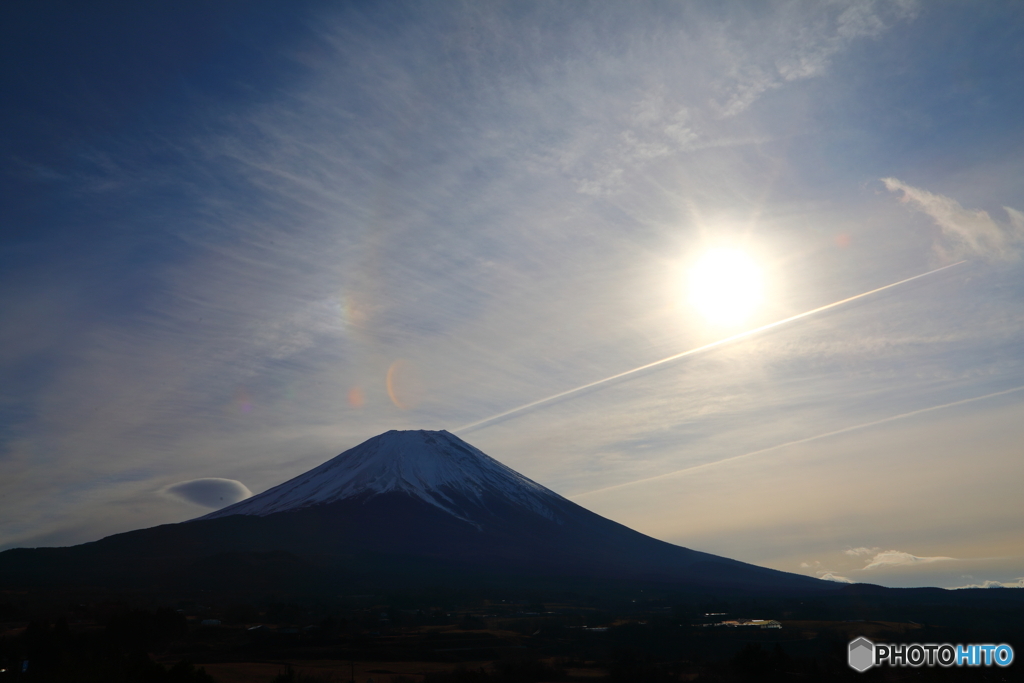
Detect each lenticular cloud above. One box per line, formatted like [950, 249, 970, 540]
[164, 478, 253, 509]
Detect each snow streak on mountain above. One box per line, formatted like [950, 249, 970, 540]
[201, 430, 563, 521]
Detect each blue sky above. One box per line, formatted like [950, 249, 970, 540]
[3, 0, 1023, 589]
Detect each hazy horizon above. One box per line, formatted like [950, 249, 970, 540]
[3, 0, 1023, 590]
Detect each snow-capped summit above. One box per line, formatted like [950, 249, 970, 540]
[201, 429, 564, 522]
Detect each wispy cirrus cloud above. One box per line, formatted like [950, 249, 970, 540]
[883, 178, 1024, 261]
[716, 0, 918, 116]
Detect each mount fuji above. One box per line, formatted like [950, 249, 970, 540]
[199, 430, 565, 524]
[0, 430, 833, 594]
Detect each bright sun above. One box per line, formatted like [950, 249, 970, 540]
[687, 247, 764, 326]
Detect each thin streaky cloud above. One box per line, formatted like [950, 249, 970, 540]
[456, 260, 966, 433]
[573, 383, 1024, 500]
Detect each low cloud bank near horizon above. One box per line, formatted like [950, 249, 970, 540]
[843, 546, 955, 570]
[799, 547, 961, 586]
[860, 549, 955, 570]
[950, 578, 1024, 590]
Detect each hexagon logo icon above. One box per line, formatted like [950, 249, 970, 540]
[848, 636, 875, 672]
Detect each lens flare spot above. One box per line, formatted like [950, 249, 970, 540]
[234, 388, 254, 414]
[348, 386, 365, 408]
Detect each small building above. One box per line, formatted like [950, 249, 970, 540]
[717, 618, 781, 629]
[751, 619, 782, 629]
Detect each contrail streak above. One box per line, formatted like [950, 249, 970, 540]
[455, 260, 966, 433]
[572, 382, 1024, 499]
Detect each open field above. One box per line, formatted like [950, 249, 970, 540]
[3, 586, 1023, 681]
[197, 659, 492, 683]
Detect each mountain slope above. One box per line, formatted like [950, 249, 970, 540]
[0, 430, 834, 595]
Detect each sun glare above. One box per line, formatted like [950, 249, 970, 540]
[687, 247, 764, 326]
